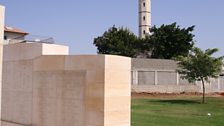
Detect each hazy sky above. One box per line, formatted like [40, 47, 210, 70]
[1, 0, 224, 56]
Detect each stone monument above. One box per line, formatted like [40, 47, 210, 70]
[0, 5, 5, 120]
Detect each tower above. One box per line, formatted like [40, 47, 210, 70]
[139, 0, 151, 38]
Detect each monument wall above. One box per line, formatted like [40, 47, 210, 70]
[0, 5, 5, 120]
[1, 43, 131, 126]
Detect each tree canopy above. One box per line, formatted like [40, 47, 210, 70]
[93, 23, 196, 59]
[93, 26, 139, 57]
[176, 47, 224, 103]
[149, 23, 195, 59]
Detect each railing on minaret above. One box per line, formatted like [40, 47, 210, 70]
[139, 0, 151, 38]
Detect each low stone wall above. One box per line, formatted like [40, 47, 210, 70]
[132, 58, 224, 93]
[1, 43, 131, 126]
[132, 85, 200, 93]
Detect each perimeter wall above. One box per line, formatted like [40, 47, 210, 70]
[132, 58, 224, 93]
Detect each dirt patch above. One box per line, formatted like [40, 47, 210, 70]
[132, 92, 223, 98]
[219, 92, 224, 96]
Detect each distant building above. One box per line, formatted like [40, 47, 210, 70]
[221, 61, 224, 75]
[4, 26, 28, 44]
[4, 26, 54, 44]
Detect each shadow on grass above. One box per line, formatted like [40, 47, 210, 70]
[150, 100, 201, 105]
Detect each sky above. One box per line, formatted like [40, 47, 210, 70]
[0, 0, 224, 56]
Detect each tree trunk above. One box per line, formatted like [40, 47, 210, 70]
[201, 79, 205, 104]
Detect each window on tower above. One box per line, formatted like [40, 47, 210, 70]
[143, 30, 146, 34]
[143, 2, 145, 7]
[143, 16, 146, 21]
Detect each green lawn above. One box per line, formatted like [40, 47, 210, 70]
[131, 96, 224, 126]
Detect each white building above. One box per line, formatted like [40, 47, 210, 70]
[4, 26, 28, 44]
[4, 26, 54, 44]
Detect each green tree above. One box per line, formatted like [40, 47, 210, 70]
[93, 26, 139, 57]
[137, 36, 152, 58]
[176, 47, 223, 103]
[150, 23, 195, 59]
[93, 23, 196, 58]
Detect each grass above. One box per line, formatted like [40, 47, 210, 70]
[131, 96, 224, 126]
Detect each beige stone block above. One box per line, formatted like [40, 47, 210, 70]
[85, 111, 104, 126]
[85, 97, 104, 111]
[56, 71, 86, 89]
[0, 52, 2, 120]
[106, 123, 131, 126]
[11, 91, 32, 125]
[57, 99, 84, 112]
[86, 70, 105, 84]
[2, 62, 14, 89]
[18, 43, 42, 61]
[0, 6, 5, 120]
[35, 71, 77, 88]
[1, 90, 13, 121]
[2, 54, 131, 126]
[2, 60, 33, 91]
[33, 56, 65, 71]
[105, 55, 131, 70]
[3, 43, 69, 62]
[104, 110, 130, 126]
[9, 64, 22, 90]
[32, 97, 57, 114]
[64, 55, 105, 70]
[18, 61, 33, 91]
[3, 44, 20, 61]
[33, 111, 56, 126]
[33, 71, 59, 89]
[42, 43, 69, 55]
[85, 83, 104, 97]
[32, 97, 57, 126]
[105, 83, 131, 97]
[104, 56, 131, 95]
[3, 43, 42, 61]
[57, 87, 84, 100]
[1, 121, 25, 126]
[57, 99, 84, 126]
[33, 88, 57, 98]
[105, 70, 131, 84]
[104, 96, 131, 111]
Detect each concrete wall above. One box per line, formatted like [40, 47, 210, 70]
[132, 58, 177, 70]
[0, 5, 5, 120]
[2, 43, 131, 126]
[132, 58, 224, 93]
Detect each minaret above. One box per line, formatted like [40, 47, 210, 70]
[139, 0, 151, 38]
